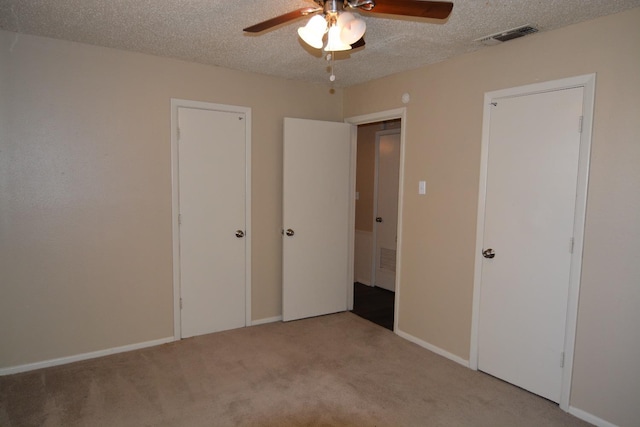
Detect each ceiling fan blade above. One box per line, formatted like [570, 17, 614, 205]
[243, 7, 321, 33]
[362, 0, 453, 20]
[351, 37, 366, 49]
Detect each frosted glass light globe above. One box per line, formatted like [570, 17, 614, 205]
[298, 15, 327, 49]
[337, 12, 366, 45]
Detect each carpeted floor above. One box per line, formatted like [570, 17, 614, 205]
[0, 312, 589, 426]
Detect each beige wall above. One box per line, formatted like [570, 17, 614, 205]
[344, 8, 640, 426]
[0, 30, 342, 369]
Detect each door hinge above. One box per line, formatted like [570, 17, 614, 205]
[560, 351, 565, 368]
[180, 298, 183, 309]
[578, 116, 583, 133]
[178, 214, 182, 225]
[569, 237, 574, 254]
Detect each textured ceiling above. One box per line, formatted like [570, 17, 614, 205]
[1, 0, 639, 87]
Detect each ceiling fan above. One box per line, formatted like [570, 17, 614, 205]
[244, 0, 453, 80]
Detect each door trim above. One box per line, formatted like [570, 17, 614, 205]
[371, 129, 401, 291]
[469, 74, 596, 411]
[170, 98, 252, 339]
[345, 108, 406, 332]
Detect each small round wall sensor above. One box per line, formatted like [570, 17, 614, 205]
[402, 93, 410, 104]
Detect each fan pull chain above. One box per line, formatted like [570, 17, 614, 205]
[327, 52, 336, 82]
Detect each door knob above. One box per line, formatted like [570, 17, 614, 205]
[235, 230, 245, 238]
[482, 248, 495, 259]
[285, 229, 295, 237]
[376, 217, 383, 223]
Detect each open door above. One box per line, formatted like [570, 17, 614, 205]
[373, 129, 401, 292]
[282, 118, 354, 322]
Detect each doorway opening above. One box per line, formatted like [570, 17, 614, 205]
[352, 119, 401, 331]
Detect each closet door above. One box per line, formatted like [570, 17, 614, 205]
[478, 87, 583, 402]
[177, 106, 248, 338]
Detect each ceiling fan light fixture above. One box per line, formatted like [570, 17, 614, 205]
[244, 0, 454, 83]
[337, 12, 366, 45]
[298, 14, 327, 49]
[325, 24, 352, 51]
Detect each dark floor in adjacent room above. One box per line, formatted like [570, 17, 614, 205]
[351, 282, 395, 330]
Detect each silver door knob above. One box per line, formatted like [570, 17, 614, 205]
[235, 230, 244, 238]
[482, 248, 495, 259]
[376, 217, 383, 223]
[285, 229, 295, 237]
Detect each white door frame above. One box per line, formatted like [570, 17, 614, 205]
[371, 128, 401, 291]
[170, 98, 252, 339]
[469, 74, 596, 411]
[345, 108, 406, 331]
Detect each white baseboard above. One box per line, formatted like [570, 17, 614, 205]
[251, 315, 282, 326]
[356, 279, 371, 286]
[396, 328, 469, 368]
[568, 406, 618, 427]
[0, 336, 175, 376]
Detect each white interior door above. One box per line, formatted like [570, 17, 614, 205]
[283, 118, 353, 322]
[478, 87, 584, 402]
[373, 130, 400, 292]
[177, 106, 247, 338]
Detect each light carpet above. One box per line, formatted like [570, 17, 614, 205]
[0, 312, 589, 426]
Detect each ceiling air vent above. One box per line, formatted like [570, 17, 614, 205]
[475, 25, 539, 46]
